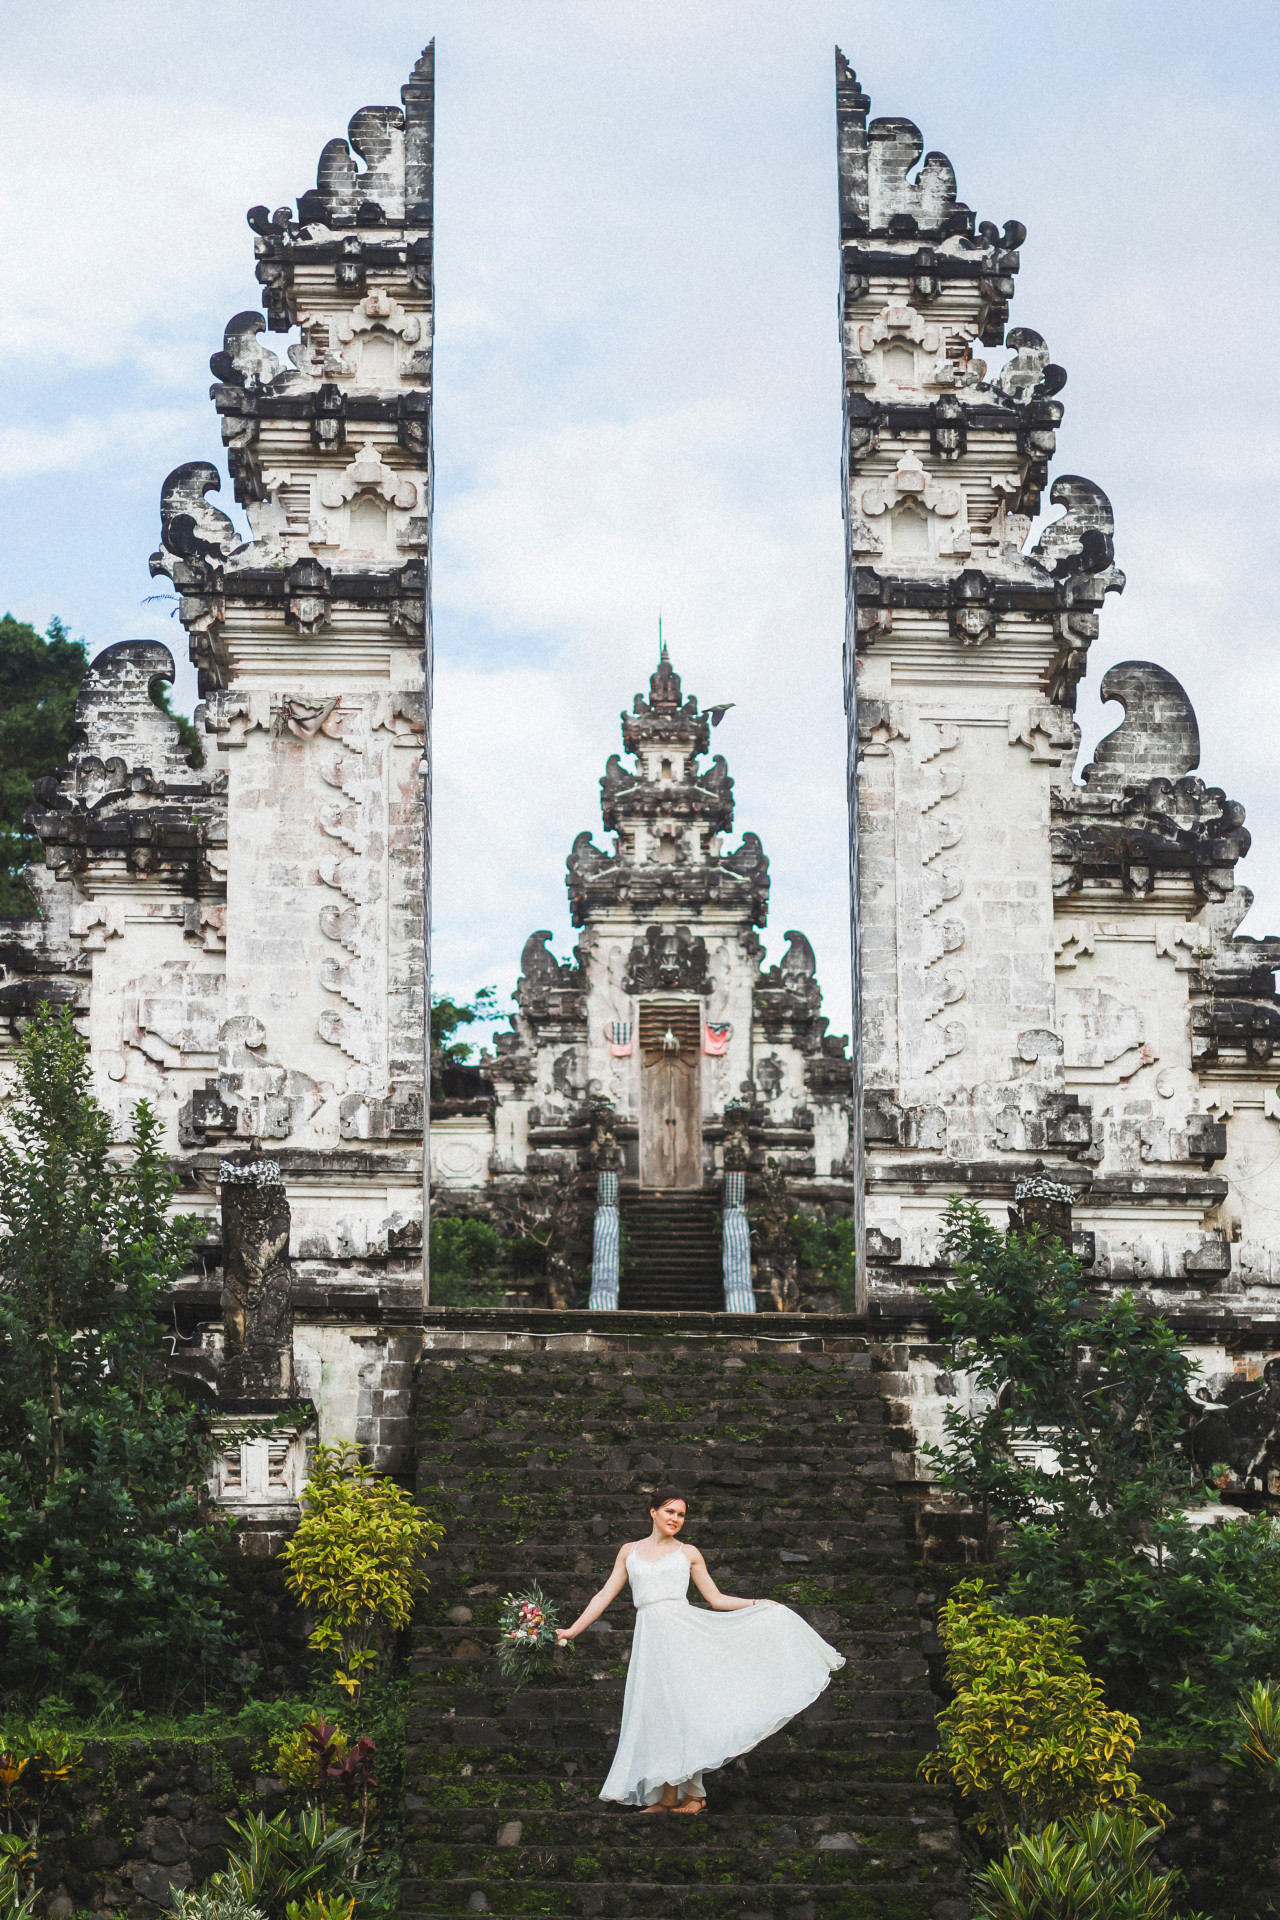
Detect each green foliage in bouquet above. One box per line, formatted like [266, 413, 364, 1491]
[496, 1583, 572, 1686]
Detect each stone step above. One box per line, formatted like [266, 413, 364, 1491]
[407, 1799, 954, 1845]
[406, 1772, 949, 1815]
[403, 1755, 944, 1797]
[400, 1877, 966, 1918]
[409, 1722, 936, 1759]
[619, 1195, 723, 1310]
[403, 1838, 960, 1886]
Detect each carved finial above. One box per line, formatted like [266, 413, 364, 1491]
[1082, 662, 1201, 794]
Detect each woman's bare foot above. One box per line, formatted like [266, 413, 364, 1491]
[672, 1797, 706, 1815]
[643, 1785, 679, 1813]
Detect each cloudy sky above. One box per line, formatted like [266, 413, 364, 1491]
[4, 1, 1278, 1049]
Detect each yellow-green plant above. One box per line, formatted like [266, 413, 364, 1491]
[282, 1444, 441, 1710]
[0, 1833, 36, 1917]
[273, 1720, 350, 1803]
[922, 1580, 1159, 1844]
[0, 1731, 82, 1842]
[285, 1895, 355, 1920]
[1235, 1677, 1280, 1780]
[972, 1812, 1207, 1920]
[173, 1887, 264, 1920]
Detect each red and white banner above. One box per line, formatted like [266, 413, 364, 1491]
[702, 1021, 731, 1056]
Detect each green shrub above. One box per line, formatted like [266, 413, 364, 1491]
[1233, 1677, 1280, 1785]
[922, 1579, 1155, 1844]
[1010, 1511, 1280, 1735]
[427, 1216, 505, 1307]
[212, 1810, 361, 1920]
[174, 1886, 266, 1920]
[285, 1898, 354, 1920]
[0, 1728, 83, 1842]
[787, 1212, 857, 1305]
[0, 1010, 229, 1709]
[274, 1717, 351, 1802]
[971, 1811, 1206, 1920]
[923, 1198, 1201, 1546]
[281, 1445, 440, 1713]
[0, 1834, 37, 1920]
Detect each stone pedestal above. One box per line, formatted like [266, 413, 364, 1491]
[1009, 1173, 1075, 1250]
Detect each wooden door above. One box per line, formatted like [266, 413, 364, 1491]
[639, 1001, 703, 1189]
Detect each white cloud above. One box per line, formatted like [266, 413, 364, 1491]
[3, 0, 1279, 1020]
[0, 409, 195, 478]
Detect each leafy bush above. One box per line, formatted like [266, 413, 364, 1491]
[1010, 1510, 1280, 1734]
[971, 1811, 1206, 1920]
[922, 1580, 1154, 1844]
[274, 1718, 351, 1801]
[285, 1898, 354, 1920]
[427, 1216, 505, 1308]
[787, 1212, 857, 1306]
[0, 1729, 82, 1842]
[174, 1886, 266, 1920]
[0, 1832, 37, 1920]
[282, 1445, 440, 1712]
[0, 1009, 229, 1708]
[273, 1718, 378, 1840]
[213, 1810, 361, 1920]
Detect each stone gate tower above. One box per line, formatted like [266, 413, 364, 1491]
[3, 49, 437, 1520]
[837, 53, 1280, 1334]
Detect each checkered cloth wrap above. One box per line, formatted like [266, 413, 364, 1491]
[587, 1170, 621, 1310]
[721, 1169, 754, 1313]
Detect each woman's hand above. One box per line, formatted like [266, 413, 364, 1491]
[555, 1628, 575, 1645]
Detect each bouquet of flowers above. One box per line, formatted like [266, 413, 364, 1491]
[496, 1582, 572, 1685]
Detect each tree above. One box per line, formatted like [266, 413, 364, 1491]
[428, 1215, 505, 1307]
[0, 616, 86, 916]
[921, 1197, 1202, 1553]
[0, 1007, 230, 1705]
[149, 674, 205, 768]
[430, 986, 498, 1065]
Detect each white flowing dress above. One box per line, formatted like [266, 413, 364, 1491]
[599, 1544, 844, 1807]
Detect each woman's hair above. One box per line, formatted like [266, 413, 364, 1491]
[648, 1486, 687, 1518]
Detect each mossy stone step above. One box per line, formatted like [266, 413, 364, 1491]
[401, 1882, 965, 1919]
[407, 1806, 954, 1846]
[405, 1840, 955, 1884]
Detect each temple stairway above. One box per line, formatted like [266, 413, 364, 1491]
[402, 1310, 967, 1920]
[618, 1192, 723, 1312]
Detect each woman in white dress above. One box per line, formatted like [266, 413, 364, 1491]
[555, 1487, 844, 1815]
